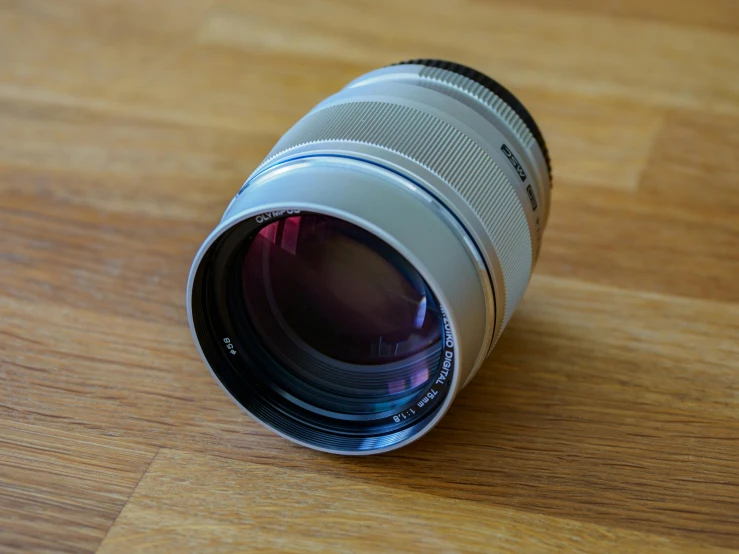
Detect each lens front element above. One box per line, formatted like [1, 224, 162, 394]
[241, 214, 443, 416]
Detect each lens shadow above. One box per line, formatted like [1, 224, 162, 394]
[321, 304, 580, 507]
[315, 297, 723, 537]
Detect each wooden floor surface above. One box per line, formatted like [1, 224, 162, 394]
[2, 0, 739, 552]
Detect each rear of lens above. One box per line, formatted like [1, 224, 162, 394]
[240, 214, 443, 416]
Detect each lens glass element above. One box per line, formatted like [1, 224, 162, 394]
[240, 214, 443, 417]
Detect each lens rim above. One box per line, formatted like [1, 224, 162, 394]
[189, 208, 458, 453]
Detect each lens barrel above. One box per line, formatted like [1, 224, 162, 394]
[187, 60, 551, 454]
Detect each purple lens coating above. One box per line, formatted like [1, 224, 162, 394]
[241, 214, 443, 414]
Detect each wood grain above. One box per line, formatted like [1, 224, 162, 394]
[489, 0, 739, 33]
[200, 0, 739, 112]
[517, 90, 664, 190]
[0, 421, 156, 553]
[97, 449, 732, 554]
[1, 0, 738, 551]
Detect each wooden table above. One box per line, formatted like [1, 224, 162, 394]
[2, 1, 738, 552]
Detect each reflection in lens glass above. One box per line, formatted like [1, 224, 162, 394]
[240, 214, 443, 416]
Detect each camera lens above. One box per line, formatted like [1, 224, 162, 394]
[188, 59, 551, 454]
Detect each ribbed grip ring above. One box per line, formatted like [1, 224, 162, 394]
[256, 100, 532, 329]
[394, 59, 551, 182]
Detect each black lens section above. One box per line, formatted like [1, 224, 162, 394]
[239, 214, 443, 417]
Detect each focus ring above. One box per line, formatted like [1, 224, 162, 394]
[394, 59, 552, 182]
[256, 100, 532, 329]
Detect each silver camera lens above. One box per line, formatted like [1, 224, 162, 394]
[187, 60, 551, 454]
